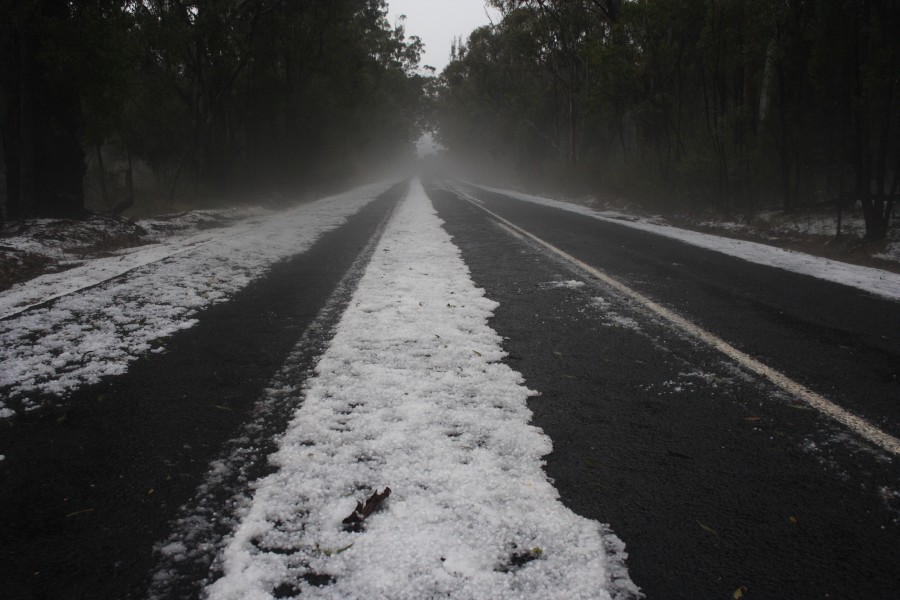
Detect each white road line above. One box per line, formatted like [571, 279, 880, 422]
[458, 193, 900, 457]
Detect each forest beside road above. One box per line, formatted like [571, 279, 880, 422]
[4, 1, 899, 244]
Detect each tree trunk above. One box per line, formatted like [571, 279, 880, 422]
[835, 195, 843, 239]
[1, 20, 23, 220]
[167, 160, 184, 207]
[96, 143, 109, 206]
[33, 64, 86, 218]
[111, 150, 135, 216]
[1, 0, 85, 220]
[17, 18, 37, 218]
[568, 91, 577, 167]
[776, 65, 794, 213]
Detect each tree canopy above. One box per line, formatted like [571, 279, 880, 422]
[435, 0, 900, 240]
[1, 0, 427, 219]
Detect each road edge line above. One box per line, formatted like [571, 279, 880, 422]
[457, 190, 900, 457]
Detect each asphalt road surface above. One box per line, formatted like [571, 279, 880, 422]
[427, 182, 900, 600]
[2, 178, 899, 599]
[0, 185, 405, 600]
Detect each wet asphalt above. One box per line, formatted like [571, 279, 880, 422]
[2, 179, 898, 600]
[426, 183, 900, 600]
[0, 184, 404, 600]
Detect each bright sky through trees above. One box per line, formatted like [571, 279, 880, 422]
[387, 0, 500, 73]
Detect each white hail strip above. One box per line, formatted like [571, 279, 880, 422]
[0, 182, 393, 321]
[0, 234, 218, 321]
[0, 183, 393, 416]
[206, 180, 637, 600]
[463, 198, 900, 458]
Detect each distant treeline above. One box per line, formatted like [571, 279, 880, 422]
[1, 0, 426, 220]
[435, 0, 899, 240]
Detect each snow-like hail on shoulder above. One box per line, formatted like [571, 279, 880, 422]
[207, 181, 638, 600]
[470, 184, 900, 302]
[0, 183, 395, 418]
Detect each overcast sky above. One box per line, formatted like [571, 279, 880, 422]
[387, 0, 501, 74]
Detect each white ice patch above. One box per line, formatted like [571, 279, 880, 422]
[605, 314, 640, 331]
[206, 181, 637, 600]
[874, 241, 900, 264]
[0, 206, 272, 321]
[544, 279, 585, 290]
[470, 184, 900, 302]
[0, 182, 394, 416]
[588, 297, 640, 331]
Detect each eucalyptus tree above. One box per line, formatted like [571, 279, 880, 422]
[1, 0, 428, 218]
[436, 0, 898, 240]
[1, 0, 128, 218]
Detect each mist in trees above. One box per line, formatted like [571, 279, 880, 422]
[2, 0, 897, 242]
[1, 0, 427, 221]
[433, 0, 899, 240]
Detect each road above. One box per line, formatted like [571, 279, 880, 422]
[427, 182, 900, 600]
[0, 185, 405, 600]
[1, 179, 898, 599]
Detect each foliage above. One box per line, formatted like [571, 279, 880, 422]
[436, 0, 900, 240]
[0, 0, 427, 218]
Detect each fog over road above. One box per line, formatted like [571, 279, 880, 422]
[1, 180, 898, 599]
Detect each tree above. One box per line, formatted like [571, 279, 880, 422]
[436, 16, 550, 180]
[2, 0, 429, 218]
[437, 0, 898, 240]
[848, 0, 899, 240]
[1, 0, 88, 218]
